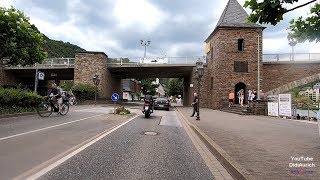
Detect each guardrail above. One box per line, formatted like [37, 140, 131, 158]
[263, 53, 320, 62]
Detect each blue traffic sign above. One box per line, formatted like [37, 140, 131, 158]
[38, 72, 45, 80]
[111, 93, 119, 102]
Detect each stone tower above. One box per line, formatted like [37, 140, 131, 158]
[202, 0, 265, 109]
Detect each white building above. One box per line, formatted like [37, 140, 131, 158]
[301, 88, 320, 102]
[151, 78, 166, 97]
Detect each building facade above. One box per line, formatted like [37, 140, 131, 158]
[201, 0, 265, 109]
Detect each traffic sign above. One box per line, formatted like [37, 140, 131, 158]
[111, 93, 119, 102]
[38, 72, 45, 80]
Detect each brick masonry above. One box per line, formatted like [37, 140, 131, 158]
[0, 64, 21, 86]
[198, 28, 263, 109]
[74, 52, 122, 99]
[263, 63, 320, 95]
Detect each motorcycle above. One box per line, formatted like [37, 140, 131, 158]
[142, 101, 153, 118]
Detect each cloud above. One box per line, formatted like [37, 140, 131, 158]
[0, 0, 319, 59]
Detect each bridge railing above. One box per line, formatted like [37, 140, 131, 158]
[41, 58, 75, 67]
[263, 53, 320, 62]
[107, 56, 205, 65]
[2, 58, 75, 69]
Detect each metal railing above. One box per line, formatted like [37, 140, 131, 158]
[3, 53, 320, 69]
[263, 53, 320, 62]
[107, 56, 205, 65]
[2, 58, 75, 69]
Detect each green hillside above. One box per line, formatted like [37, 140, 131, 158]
[31, 25, 85, 58]
[42, 37, 85, 58]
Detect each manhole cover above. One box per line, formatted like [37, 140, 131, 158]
[143, 131, 159, 136]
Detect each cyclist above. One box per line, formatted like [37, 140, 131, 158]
[48, 83, 62, 113]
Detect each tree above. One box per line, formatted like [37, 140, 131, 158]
[0, 6, 47, 66]
[168, 78, 183, 97]
[244, 0, 319, 42]
[141, 78, 158, 96]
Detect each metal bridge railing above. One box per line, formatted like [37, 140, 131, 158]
[263, 53, 320, 62]
[42, 58, 75, 67]
[107, 56, 205, 65]
[2, 58, 75, 69]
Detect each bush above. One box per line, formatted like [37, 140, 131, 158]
[72, 84, 98, 101]
[113, 106, 131, 115]
[0, 88, 43, 114]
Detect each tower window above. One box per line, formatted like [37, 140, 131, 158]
[238, 39, 244, 51]
[211, 47, 213, 61]
[210, 77, 213, 90]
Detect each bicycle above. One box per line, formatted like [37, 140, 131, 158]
[36, 96, 70, 117]
[68, 96, 79, 106]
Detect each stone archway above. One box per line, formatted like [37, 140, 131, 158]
[235, 82, 246, 104]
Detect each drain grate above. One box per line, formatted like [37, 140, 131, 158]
[142, 131, 159, 136]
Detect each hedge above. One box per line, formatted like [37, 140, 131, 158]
[72, 84, 98, 101]
[0, 88, 44, 115]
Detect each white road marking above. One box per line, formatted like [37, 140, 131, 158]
[75, 107, 113, 113]
[0, 114, 105, 141]
[25, 114, 139, 180]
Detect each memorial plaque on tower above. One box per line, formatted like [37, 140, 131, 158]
[234, 61, 248, 72]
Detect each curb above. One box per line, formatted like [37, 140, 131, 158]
[0, 112, 37, 119]
[176, 107, 255, 180]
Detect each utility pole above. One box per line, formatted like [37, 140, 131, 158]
[34, 64, 38, 93]
[257, 35, 261, 100]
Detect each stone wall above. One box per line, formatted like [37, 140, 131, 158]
[263, 63, 320, 94]
[0, 64, 21, 86]
[74, 52, 121, 99]
[200, 28, 263, 109]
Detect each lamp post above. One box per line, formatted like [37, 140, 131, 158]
[196, 58, 204, 120]
[92, 74, 100, 105]
[140, 40, 151, 58]
[288, 39, 297, 61]
[257, 34, 261, 100]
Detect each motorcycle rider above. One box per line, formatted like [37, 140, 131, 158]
[144, 91, 154, 112]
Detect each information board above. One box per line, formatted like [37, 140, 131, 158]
[278, 94, 292, 117]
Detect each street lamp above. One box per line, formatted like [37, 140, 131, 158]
[140, 40, 151, 58]
[288, 38, 297, 61]
[92, 74, 100, 105]
[196, 58, 204, 120]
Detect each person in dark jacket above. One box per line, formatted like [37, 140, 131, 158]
[190, 92, 199, 118]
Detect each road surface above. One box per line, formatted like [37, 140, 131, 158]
[0, 105, 226, 180]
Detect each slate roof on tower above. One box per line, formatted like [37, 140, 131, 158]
[205, 0, 264, 42]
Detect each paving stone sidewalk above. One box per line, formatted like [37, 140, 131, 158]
[177, 107, 320, 180]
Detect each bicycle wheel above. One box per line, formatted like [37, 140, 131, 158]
[37, 102, 53, 117]
[60, 103, 69, 115]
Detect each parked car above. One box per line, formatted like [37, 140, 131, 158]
[154, 97, 170, 111]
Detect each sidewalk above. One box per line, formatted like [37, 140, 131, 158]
[177, 107, 320, 180]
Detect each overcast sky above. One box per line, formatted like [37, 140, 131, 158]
[1, 0, 319, 58]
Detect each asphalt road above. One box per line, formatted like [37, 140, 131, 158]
[0, 105, 123, 180]
[38, 111, 214, 180]
[0, 106, 216, 180]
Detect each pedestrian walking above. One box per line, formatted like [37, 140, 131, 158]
[237, 89, 244, 106]
[190, 92, 199, 118]
[228, 91, 235, 108]
[248, 89, 253, 107]
[252, 89, 257, 101]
